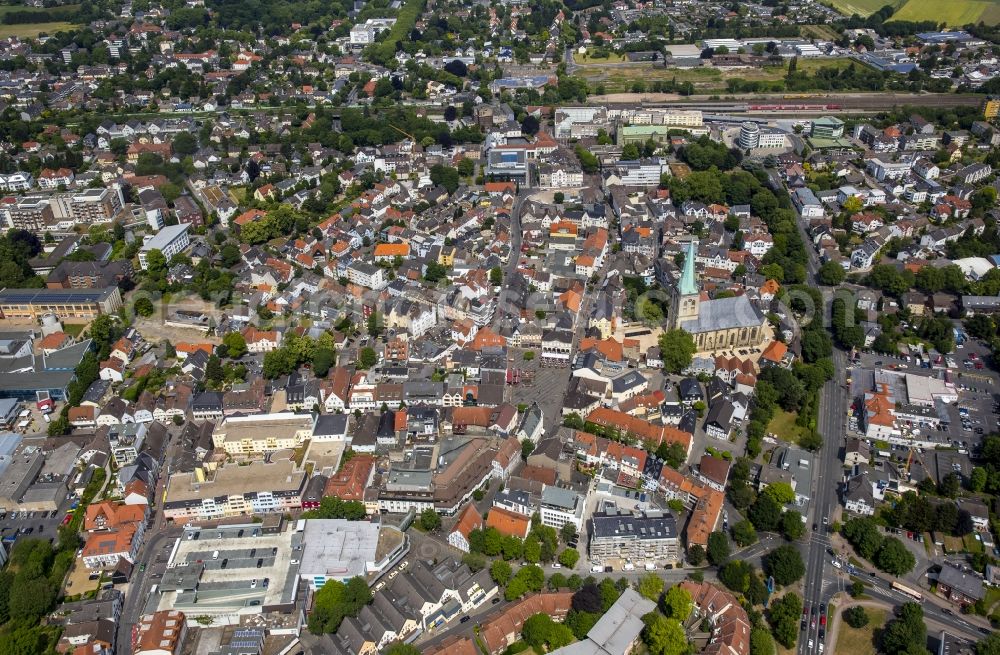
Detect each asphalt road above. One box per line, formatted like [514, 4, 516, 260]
[794, 198, 991, 652]
[115, 526, 182, 655]
[114, 417, 186, 655]
[493, 188, 528, 328]
[799, 344, 849, 655]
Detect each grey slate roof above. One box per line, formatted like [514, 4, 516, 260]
[680, 294, 765, 334]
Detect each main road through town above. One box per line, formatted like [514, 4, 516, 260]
[793, 213, 990, 652]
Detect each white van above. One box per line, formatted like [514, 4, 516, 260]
[212, 550, 220, 560]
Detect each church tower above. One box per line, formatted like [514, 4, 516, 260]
[671, 240, 700, 329]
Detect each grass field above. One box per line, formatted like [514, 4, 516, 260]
[889, 0, 998, 24]
[0, 21, 78, 37]
[768, 409, 811, 445]
[63, 323, 86, 338]
[834, 607, 887, 655]
[982, 3, 1000, 23]
[0, 2, 81, 35]
[963, 533, 985, 553]
[828, 0, 902, 16]
[578, 57, 861, 94]
[802, 24, 842, 40]
[576, 51, 627, 64]
[984, 586, 1000, 614]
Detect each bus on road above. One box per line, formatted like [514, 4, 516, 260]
[891, 581, 923, 601]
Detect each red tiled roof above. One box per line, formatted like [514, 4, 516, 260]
[480, 592, 573, 655]
[324, 454, 375, 501]
[451, 503, 483, 541]
[485, 506, 531, 538]
[586, 408, 692, 454]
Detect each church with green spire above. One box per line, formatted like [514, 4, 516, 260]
[669, 239, 769, 353]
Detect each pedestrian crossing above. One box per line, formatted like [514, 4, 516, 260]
[868, 585, 892, 598]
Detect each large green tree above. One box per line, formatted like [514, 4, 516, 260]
[418, 508, 441, 531]
[707, 531, 731, 566]
[844, 606, 869, 629]
[309, 577, 372, 633]
[658, 329, 696, 374]
[522, 613, 575, 651]
[817, 261, 846, 285]
[637, 573, 664, 601]
[719, 560, 753, 594]
[642, 612, 688, 655]
[875, 537, 916, 576]
[748, 493, 783, 532]
[558, 548, 580, 568]
[490, 560, 512, 586]
[222, 332, 247, 359]
[661, 585, 693, 620]
[750, 628, 775, 655]
[731, 520, 758, 547]
[781, 511, 806, 541]
[976, 632, 1000, 655]
[881, 602, 929, 655]
[767, 592, 802, 648]
[764, 544, 805, 586]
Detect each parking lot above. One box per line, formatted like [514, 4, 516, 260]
[849, 334, 1000, 453]
[0, 503, 73, 545]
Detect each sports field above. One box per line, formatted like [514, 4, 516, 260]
[888, 0, 1000, 24]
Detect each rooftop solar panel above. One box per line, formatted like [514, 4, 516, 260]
[0, 288, 111, 303]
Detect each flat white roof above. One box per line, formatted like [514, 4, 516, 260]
[140, 223, 189, 253]
[299, 519, 380, 580]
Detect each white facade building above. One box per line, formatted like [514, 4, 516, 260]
[138, 224, 191, 270]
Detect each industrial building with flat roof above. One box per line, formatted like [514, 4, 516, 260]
[548, 588, 656, 655]
[377, 437, 501, 515]
[0, 450, 44, 510]
[0, 338, 93, 402]
[298, 518, 408, 589]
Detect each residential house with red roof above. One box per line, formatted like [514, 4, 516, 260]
[448, 504, 483, 553]
[485, 506, 531, 538]
[242, 327, 281, 353]
[324, 454, 375, 502]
